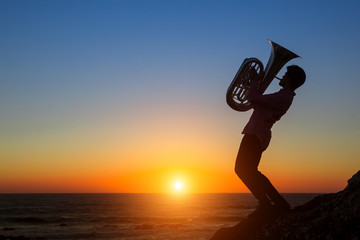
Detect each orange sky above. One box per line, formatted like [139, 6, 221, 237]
[0, 94, 356, 193]
[0, 164, 349, 193]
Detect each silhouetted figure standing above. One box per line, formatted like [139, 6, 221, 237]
[235, 65, 306, 211]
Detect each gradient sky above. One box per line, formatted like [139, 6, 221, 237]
[1, 0, 359, 193]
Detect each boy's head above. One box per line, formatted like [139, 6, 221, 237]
[285, 65, 306, 91]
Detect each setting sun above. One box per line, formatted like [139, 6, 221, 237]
[174, 181, 183, 190]
[172, 180, 186, 193]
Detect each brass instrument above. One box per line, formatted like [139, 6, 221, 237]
[226, 40, 300, 111]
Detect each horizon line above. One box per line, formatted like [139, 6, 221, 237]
[0, 192, 329, 194]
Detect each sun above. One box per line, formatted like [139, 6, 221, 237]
[168, 173, 189, 194]
[174, 181, 183, 190]
[172, 180, 185, 193]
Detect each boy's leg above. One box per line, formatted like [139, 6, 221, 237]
[235, 134, 271, 207]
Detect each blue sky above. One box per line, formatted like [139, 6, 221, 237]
[1, 0, 360, 192]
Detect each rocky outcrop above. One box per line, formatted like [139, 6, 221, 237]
[210, 171, 360, 240]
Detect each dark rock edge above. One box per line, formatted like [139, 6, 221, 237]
[210, 170, 360, 240]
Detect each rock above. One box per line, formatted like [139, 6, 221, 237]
[210, 170, 360, 240]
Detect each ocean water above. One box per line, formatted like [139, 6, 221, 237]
[0, 193, 319, 240]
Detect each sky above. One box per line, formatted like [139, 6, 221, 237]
[1, 0, 359, 193]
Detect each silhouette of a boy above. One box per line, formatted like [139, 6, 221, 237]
[235, 65, 306, 212]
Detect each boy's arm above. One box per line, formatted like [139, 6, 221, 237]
[247, 81, 284, 108]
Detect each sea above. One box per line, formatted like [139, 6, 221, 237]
[0, 193, 319, 240]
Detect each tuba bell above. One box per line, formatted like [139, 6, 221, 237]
[226, 40, 300, 111]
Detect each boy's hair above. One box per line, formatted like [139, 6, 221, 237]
[287, 65, 306, 91]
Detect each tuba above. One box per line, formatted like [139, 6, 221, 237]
[226, 40, 300, 111]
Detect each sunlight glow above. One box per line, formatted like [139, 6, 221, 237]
[174, 181, 183, 190]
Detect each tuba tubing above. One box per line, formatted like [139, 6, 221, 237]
[226, 40, 300, 112]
